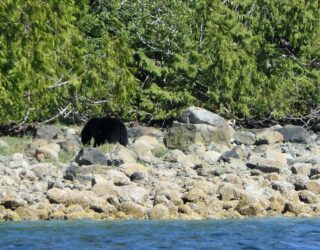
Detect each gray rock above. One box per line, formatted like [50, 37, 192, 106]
[1, 176, 18, 187]
[149, 204, 170, 220]
[213, 167, 234, 176]
[64, 164, 111, 182]
[310, 167, 320, 177]
[271, 181, 294, 193]
[131, 140, 160, 164]
[309, 156, 320, 165]
[31, 163, 54, 179]
[103, 170, 130, 186]
[207, 143, 230, 154]
[58, 134, 81, 153]
[255, 130, 283, 145]
[19, 169, 36, 181]
[247, 152, 287, 174]
[11, 153, 24, 161]
[186, 143, 207, 155]
[291, 163, 312, 176]
[117, 185, 149, 204]
[48, 180, 64, 190]
[182, 188, 207, 203]
[105, 145, 137, 166]
[164, 149, 186, 163]
[0, 156, 9, 165]
[288, 175, 309, 191]
[0, 193, 28, 209]
[119, 163, 148, 177]
[46, 188, 91, 207]
[221, 145, 248, 162]
[218, 183, 256, 204]
[36, 125, 63, 141]
[8, 159, 29, 169]
[276, 125, 311, 143]
[118, 201, 147, 219]
[246, 162, 282, 174]
[283, 200, 311, 215]
[179, 106, 227, 127]
[35, 147, 59, 161]
[165, 122, 233, 151]
[233, 131, 256, 145]
[298, 190, 318, 204]
[200, 151, 221, 164]
[310, 174, 320, 180]
[305, 180, 320, 194]
[75, 148, 109, 166]
[130, 172, 145, 182]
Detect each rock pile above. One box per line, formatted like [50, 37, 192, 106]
[0, 107, 320, 220]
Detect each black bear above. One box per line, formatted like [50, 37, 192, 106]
[81, 117, 128, 147]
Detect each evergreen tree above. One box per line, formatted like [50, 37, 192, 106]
[0, 0, 86, 122]
[0, 0, 319, 124]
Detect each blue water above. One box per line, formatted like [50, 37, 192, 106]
[0, 218, 320, 249]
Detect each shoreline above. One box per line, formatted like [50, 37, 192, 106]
[0, 110, 320, 221]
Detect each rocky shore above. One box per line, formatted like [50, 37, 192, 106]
[0, 107, 320, 221]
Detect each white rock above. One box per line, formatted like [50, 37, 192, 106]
[200, 151, 222, 164]
[35, 147, 59, 160]
[8, 159, 29, 169]
[134, 135, 164, 150]
[180, 106, 228, 127]
[11, 153, 24, 161]
[116, 184, 149, 204]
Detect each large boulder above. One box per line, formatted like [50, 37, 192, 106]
[165, 123, 233, 151]
[180, 106, 228, 126]
[275, 125, 311, 143]
[36, 125, 63, 141]
[165, 107, 233, 151]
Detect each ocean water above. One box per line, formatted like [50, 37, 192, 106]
[0, 218, 320, 250]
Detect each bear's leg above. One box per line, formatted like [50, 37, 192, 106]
[93, 136, 106, 147]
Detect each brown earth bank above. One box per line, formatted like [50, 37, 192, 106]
[0, 107, 320, 221]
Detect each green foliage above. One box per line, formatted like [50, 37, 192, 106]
[151, 147, 169, 158]
[0, 0, 87, 122]
[58, 150, 75, 163]
[90, 0, 319, 120]
[0, 0, 319, 123]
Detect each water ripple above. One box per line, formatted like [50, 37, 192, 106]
[0, 218, 320, 249]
